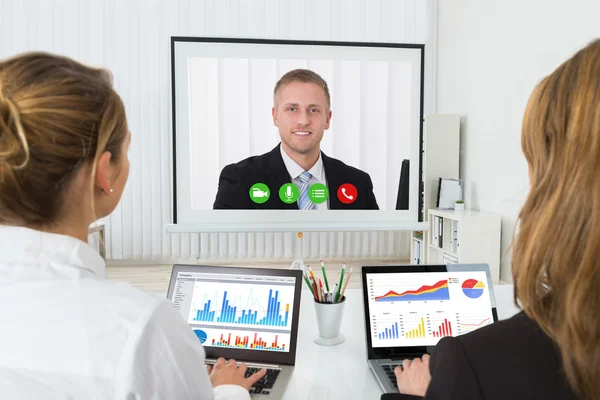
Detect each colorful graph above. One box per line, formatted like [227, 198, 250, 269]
[378, 322, 400, 340]
[405, 317, 426, 338]
[212, 331, 287, 351]
[192, 288, 290, 328]
[432, 319, 453, 338]
[461, 279, 485, 299]
[193, 329, 208, 344]
[456, 315, 492, 335]
[375, 280, 450, 302]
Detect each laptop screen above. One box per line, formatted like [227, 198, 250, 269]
[167, 265, 303, 364]
[365, 270, 495, 348]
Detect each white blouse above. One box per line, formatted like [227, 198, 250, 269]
[0, 226, 249, 400]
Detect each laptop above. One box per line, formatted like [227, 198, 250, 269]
[166, 264, 303, 398]
[361, 263, 499, 393]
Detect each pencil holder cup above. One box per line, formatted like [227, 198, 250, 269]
[313, 296, 346, 346]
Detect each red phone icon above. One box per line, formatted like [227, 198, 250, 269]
[337, 184, 358, 204]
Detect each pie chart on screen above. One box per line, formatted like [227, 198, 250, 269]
[193, 329, 208, 344]
[462, 279, 485, 299]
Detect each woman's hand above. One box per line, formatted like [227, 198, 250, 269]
[394, 354, 432, 397]
[207, 357, 267, 391]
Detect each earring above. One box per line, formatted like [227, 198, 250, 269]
[101, 188, 114, 194]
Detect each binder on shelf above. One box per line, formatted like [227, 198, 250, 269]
[438, 217, 443, 248]
[451, 220, 459, 253]
[433, 216, 439, 246]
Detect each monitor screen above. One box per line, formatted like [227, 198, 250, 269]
[365, 271, 495, 348]
[171, 37, 424, 231]
[170, 270, 297, 353]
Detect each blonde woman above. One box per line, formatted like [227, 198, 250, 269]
[0, 53, 264, 399]
[391, 39, 600, 400]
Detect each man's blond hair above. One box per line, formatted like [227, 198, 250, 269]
[273, 69, 330, 109]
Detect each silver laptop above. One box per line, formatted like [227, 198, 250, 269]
[361, 263, 498, 393]
[167, 264, 303, 398]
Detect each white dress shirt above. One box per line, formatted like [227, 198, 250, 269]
[0, 226, 250, 400]
[280, 145, 329, 210]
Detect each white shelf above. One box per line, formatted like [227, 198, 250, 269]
[409, 114, 460, 265]
[427, 208, 502, 283]
[429, 244, 458, 258]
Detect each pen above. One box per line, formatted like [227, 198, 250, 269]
[339, 267, 352, 301]
[321, 260, 330, 292]
[336, 263, 346, 302]
[332, 284, 338, 303]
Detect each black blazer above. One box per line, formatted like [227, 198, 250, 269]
[383, 312, 577, 400]
[213, 144, 379, 210]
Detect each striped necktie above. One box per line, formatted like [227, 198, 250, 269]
[297, 171, 316, 210]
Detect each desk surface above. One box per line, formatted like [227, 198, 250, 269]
[281, 285, 520, 400]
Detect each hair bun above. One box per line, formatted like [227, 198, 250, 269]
[0, 92, 30, 170]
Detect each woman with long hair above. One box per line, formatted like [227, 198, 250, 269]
[392, 39, 600, 400]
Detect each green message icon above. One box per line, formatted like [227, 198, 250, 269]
[279, 183, 300, 204]
[308, 183, 328, 204]
[249, 183, 270, 204]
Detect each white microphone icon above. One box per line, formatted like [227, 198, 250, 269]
[285, 185, 293, 201]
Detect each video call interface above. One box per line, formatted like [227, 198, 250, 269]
[171, 271, 297, 353]
[366, 271, 495, 348]
[178, 51, 421, 213]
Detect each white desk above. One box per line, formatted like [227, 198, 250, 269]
[281, 285, 520, 400]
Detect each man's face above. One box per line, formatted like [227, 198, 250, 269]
[272, 81, 332, 158]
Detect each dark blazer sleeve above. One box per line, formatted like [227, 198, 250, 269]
[380, 337, 482, 400]
[213, 164, 251, 209]
[425, 337, 483, 400]
[365, 174, 379, 210]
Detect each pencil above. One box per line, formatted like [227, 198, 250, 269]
[318, 279, 324, 303]
[308, 266, 319, 300]
[339, 267, 353, 301]
[336, 263, 346, 302]
[303, 272, 316, 299]
[321, 260, 330, 292]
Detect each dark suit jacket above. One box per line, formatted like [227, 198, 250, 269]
[213, 144, 379, 210]
[383, 312, 577, 400]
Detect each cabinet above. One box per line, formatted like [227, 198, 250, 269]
[427, 208, 502, 283]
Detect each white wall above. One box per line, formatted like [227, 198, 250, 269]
[436, 0, 600, 281]
[0, 0, 433, 263]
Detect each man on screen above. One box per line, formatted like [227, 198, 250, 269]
[213, 69, 379, 210]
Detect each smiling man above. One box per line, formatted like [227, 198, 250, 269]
[213, 69, 379, 210]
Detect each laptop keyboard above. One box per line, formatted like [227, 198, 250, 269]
[245, 367, 281, 395]
[382, 364, 403, 389]
[205, 363, 280, 395]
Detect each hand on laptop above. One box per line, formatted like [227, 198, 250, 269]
[206, 357, 267, 390]
[394, 354, 431, 396]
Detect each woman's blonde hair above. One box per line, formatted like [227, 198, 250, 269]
[513, 38, 600, 399]
[0, 52, 128, 227]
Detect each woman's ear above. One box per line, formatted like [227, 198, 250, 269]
[94, 151, 113, 195]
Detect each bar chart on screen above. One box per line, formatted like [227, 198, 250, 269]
[187, 281, 295, 331]
[194, 327, 291, 352]
[372, 314, 404, 340]
[404, 315, 427, 339]
[429, 316, 453, 338]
